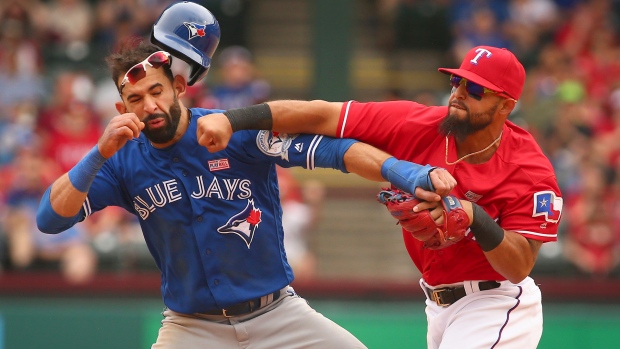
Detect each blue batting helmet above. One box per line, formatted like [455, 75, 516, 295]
[151, 1, 220, 86]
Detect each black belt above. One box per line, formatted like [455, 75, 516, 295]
[203, 289, 283, 317]
[425, 281, 501, 307]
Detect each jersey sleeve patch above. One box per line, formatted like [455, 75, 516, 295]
[256, 130, 299, 161]
[532, 191, 563, 223]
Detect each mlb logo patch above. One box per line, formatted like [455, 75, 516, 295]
[208, 158, 230, 171]
[532, 191, 563, 223]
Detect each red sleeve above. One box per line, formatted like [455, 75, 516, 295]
[500, 175, 562, 242]
[336, 100, 448, 156]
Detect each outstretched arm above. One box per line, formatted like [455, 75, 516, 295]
[197, 101, 342, 153]
[268, 100, 342, 136]
[344, 143, 455, 199]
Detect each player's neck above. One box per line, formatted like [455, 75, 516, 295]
[451, 129, 503, 165]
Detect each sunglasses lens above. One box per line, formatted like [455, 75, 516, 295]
[451, 75, 485, 100]
[148, 52, 170, 68]
[125, 65, 146, 85]
[465, 81, 484, 98]
[450, 76, 462, 88]
[148, 51, 168, 66]
[120, 51, 171, 88]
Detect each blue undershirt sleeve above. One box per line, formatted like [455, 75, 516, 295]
[36, 187, 84, 234]
[312, 138, 358, 173]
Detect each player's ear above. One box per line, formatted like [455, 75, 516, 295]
[500, 98, 516, 115]
[115, 101, 127, 114]
[173, 74, 187, 98]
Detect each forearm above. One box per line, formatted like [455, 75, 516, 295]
[266, 100, 342, 136]
[343, 143, 390, 182]
[37, 145, 107, 233]
[49, 174, 90, 216]
[483, 232, 540, 283]
[203, 101, 345, 153]
[463, 201, 540, 283]
[36, 177, 87, 234]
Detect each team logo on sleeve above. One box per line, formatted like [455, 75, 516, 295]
[183, 22, 206, 40]
[217, 199, 262, 248]
[532, 191, 563, 223]
[256, 131, 298, 161]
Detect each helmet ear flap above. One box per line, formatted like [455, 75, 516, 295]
[188, 66, 208, 86]
[150, 1, 220, 86]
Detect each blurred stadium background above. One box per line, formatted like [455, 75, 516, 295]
[1, 0, 620, 348]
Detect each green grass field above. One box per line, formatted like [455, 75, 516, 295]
[0, 298, 618, 348]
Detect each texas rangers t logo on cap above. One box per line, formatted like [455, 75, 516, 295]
[470, 48, 492, 65]
[184, 22, 206, 40]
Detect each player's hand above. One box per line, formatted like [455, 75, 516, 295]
[413, 196, 474, 227]
[429, 168, 457, 197]
[98, 113, 144, 159]
[197, 113, 233, 152]
[411, 194, 444, 224]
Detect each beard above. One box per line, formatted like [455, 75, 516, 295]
[438, 102, 497, 142]
[141, 97, 182, 144]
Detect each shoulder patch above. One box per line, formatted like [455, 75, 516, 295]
[256, 130, 298, 161]
[532, 191, 563, 223]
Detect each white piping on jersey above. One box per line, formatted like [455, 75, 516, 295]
[83, 197, 92, 217]
[340, 100, 353, 138]
[513, 230, 557, 238]
[306, 135, 323, 170]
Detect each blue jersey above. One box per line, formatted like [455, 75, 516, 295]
[79, 108, 355, 314]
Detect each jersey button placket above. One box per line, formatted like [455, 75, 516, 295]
[197, 216, 203, 222]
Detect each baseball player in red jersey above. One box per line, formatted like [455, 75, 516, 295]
[200, 45, 562, 348]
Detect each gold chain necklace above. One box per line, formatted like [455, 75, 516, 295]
[444, 131, 503, 165]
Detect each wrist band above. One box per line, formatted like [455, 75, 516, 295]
[381, 157, 435, 194]
[224, 103, 273, 131]
[469, 203, 505, 251]
[68, 145, 107, 193]
[380, 157, 398, 181]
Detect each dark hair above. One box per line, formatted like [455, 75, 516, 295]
[106, 39, 174, 90]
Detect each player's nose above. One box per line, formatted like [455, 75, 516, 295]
[142, 95, 159, 114]
[452, 84, 468, 100]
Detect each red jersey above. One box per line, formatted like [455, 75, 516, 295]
[338, 101, 563, 285]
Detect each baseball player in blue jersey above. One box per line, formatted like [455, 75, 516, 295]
[36, 2, 457, 348]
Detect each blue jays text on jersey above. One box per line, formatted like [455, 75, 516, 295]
[73, 108, 356, 314]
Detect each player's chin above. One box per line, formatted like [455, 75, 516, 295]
[448, 107, 469, 121]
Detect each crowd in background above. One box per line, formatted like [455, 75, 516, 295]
[0, 0, 619, 284]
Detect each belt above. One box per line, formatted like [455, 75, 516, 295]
[202, 289, 283, 317]
[425, 281, 501, 307]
